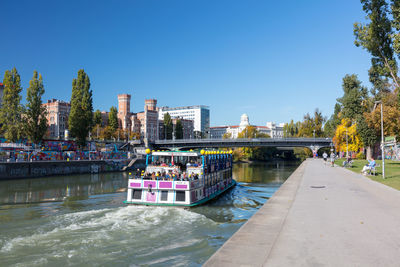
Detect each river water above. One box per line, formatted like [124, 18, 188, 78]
[0, 161, 299, 266]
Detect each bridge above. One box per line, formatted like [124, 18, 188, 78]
[150, 137, 333, 151]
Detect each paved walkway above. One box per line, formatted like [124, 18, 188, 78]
[204, 159, 400, 267]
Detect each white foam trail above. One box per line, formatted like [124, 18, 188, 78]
[0, 205, 214, 256]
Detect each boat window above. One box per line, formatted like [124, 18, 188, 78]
[176, 191, 185, 202]
[132, 189, 142, 200]
[161, 191, 168, 201]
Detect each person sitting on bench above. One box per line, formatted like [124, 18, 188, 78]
[362, 157, 376, 174]
[343, 157, 352, 167]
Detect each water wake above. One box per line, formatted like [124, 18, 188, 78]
[0, 206, 215, 266]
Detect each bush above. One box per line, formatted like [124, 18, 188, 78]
[356, 151, 366, 160]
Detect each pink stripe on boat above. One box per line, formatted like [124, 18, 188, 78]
[159, 181, 172, 188]
[144, 181, 156, 188]
[176, 184, 187, 189]
[130, 182, 141, 188]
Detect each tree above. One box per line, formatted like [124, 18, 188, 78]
[163, 113, 173, 140]
[333, 118, 364, 154]
[354, 0, 399, 89]
[93, 109, 102, 126]
[223, 132, 232, 139]
[108, 106, 118, 132]
[0, 68, 23, 142]
[337, 74, 368, 120]
[324, 103, 342, 137]
[297, 109, 326, 138]
[365, 92, 400, 137]
[356, 115, 378, 158]
[175, 119, 183, 139]
[283, 120, 299, 137]
[23, 71, 48, 144]
[68, 69, 93, 147]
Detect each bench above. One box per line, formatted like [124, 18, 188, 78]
[343, 160, 353, 168]
[368, 164, 380, 176]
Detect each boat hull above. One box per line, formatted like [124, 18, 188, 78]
[123, 180, 236, 207]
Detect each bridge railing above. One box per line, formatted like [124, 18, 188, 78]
[154, 137, 332, 144]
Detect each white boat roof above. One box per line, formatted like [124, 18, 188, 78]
[151, 151, 200, 157]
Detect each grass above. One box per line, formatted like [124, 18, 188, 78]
[335, 158, 400, 191]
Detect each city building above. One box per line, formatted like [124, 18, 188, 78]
[266, 122, 285, 138]
[42, 99, 71, 139]
[210, 114, 284, 139]
[209, 126, 229, 139]
[117, 94, 131, 130]
[158, 105, 210, 135]
[158, 118, 194, 140]
[116, 94, 159, 141]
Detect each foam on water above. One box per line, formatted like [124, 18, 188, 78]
[0, 205, 216, 266]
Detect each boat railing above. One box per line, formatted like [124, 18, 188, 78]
[128, 176, 204, 191]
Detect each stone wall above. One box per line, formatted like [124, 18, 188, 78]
[0, 160, 131, 180]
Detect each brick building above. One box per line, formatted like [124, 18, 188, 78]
[116, 94, 159, 142]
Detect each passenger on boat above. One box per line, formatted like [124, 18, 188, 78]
[135, 169, 141, 178]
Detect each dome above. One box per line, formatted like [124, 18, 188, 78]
[240, 113, 249, 127]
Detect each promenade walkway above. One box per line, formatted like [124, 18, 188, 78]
[204, 159, 400, 267]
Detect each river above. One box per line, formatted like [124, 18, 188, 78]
[0, 161, 299, 266]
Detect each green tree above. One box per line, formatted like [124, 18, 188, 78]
[297, 109, 326, 138]
[175, 119, 183, 139]
[0, 68, 23, 142]
[68, 69, 93, 147]
[283, 119, 299, 137]
[324, 103, 342, 137]
[93, 109, 102, 126]
[108, 106, 119, 132]
[337, 74, 368, 120]
[356, 115, 378, 158]
[354, 0, 399, 88]
[163, 113, 173, 139]
[23, 71, 48, 144]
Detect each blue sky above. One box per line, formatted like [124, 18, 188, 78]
[1, 0, 371, 126]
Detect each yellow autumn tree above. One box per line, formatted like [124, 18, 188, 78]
[333, 118, 363, 153]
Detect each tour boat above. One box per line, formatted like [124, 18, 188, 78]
[124, 149, 236, 207]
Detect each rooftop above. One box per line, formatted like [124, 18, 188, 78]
[160, 105, 209, 111]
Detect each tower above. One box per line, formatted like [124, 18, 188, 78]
[117, 94, 131, 130]
[118, 94, 131, 116]
[145, 99, 157, 111]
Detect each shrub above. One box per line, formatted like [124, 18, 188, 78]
[356, 151, 366, 160]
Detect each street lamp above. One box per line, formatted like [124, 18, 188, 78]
[374, 101, 385, 179]
[346, 129, 349, 159]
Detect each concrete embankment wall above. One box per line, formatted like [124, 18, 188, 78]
[0, 159, 145, 180]
[204, 160, 306, 266]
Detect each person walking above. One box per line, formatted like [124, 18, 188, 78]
[330, 152, 335, 167]
[323, 152, 328, 164]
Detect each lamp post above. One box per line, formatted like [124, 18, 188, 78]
[313, 129, 316, 157]
[374, 101, 385, 179]
[346, 129, 349, 159]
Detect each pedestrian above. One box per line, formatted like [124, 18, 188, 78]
[330, 152, 335, 167]
[323, 152, 328, 163]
